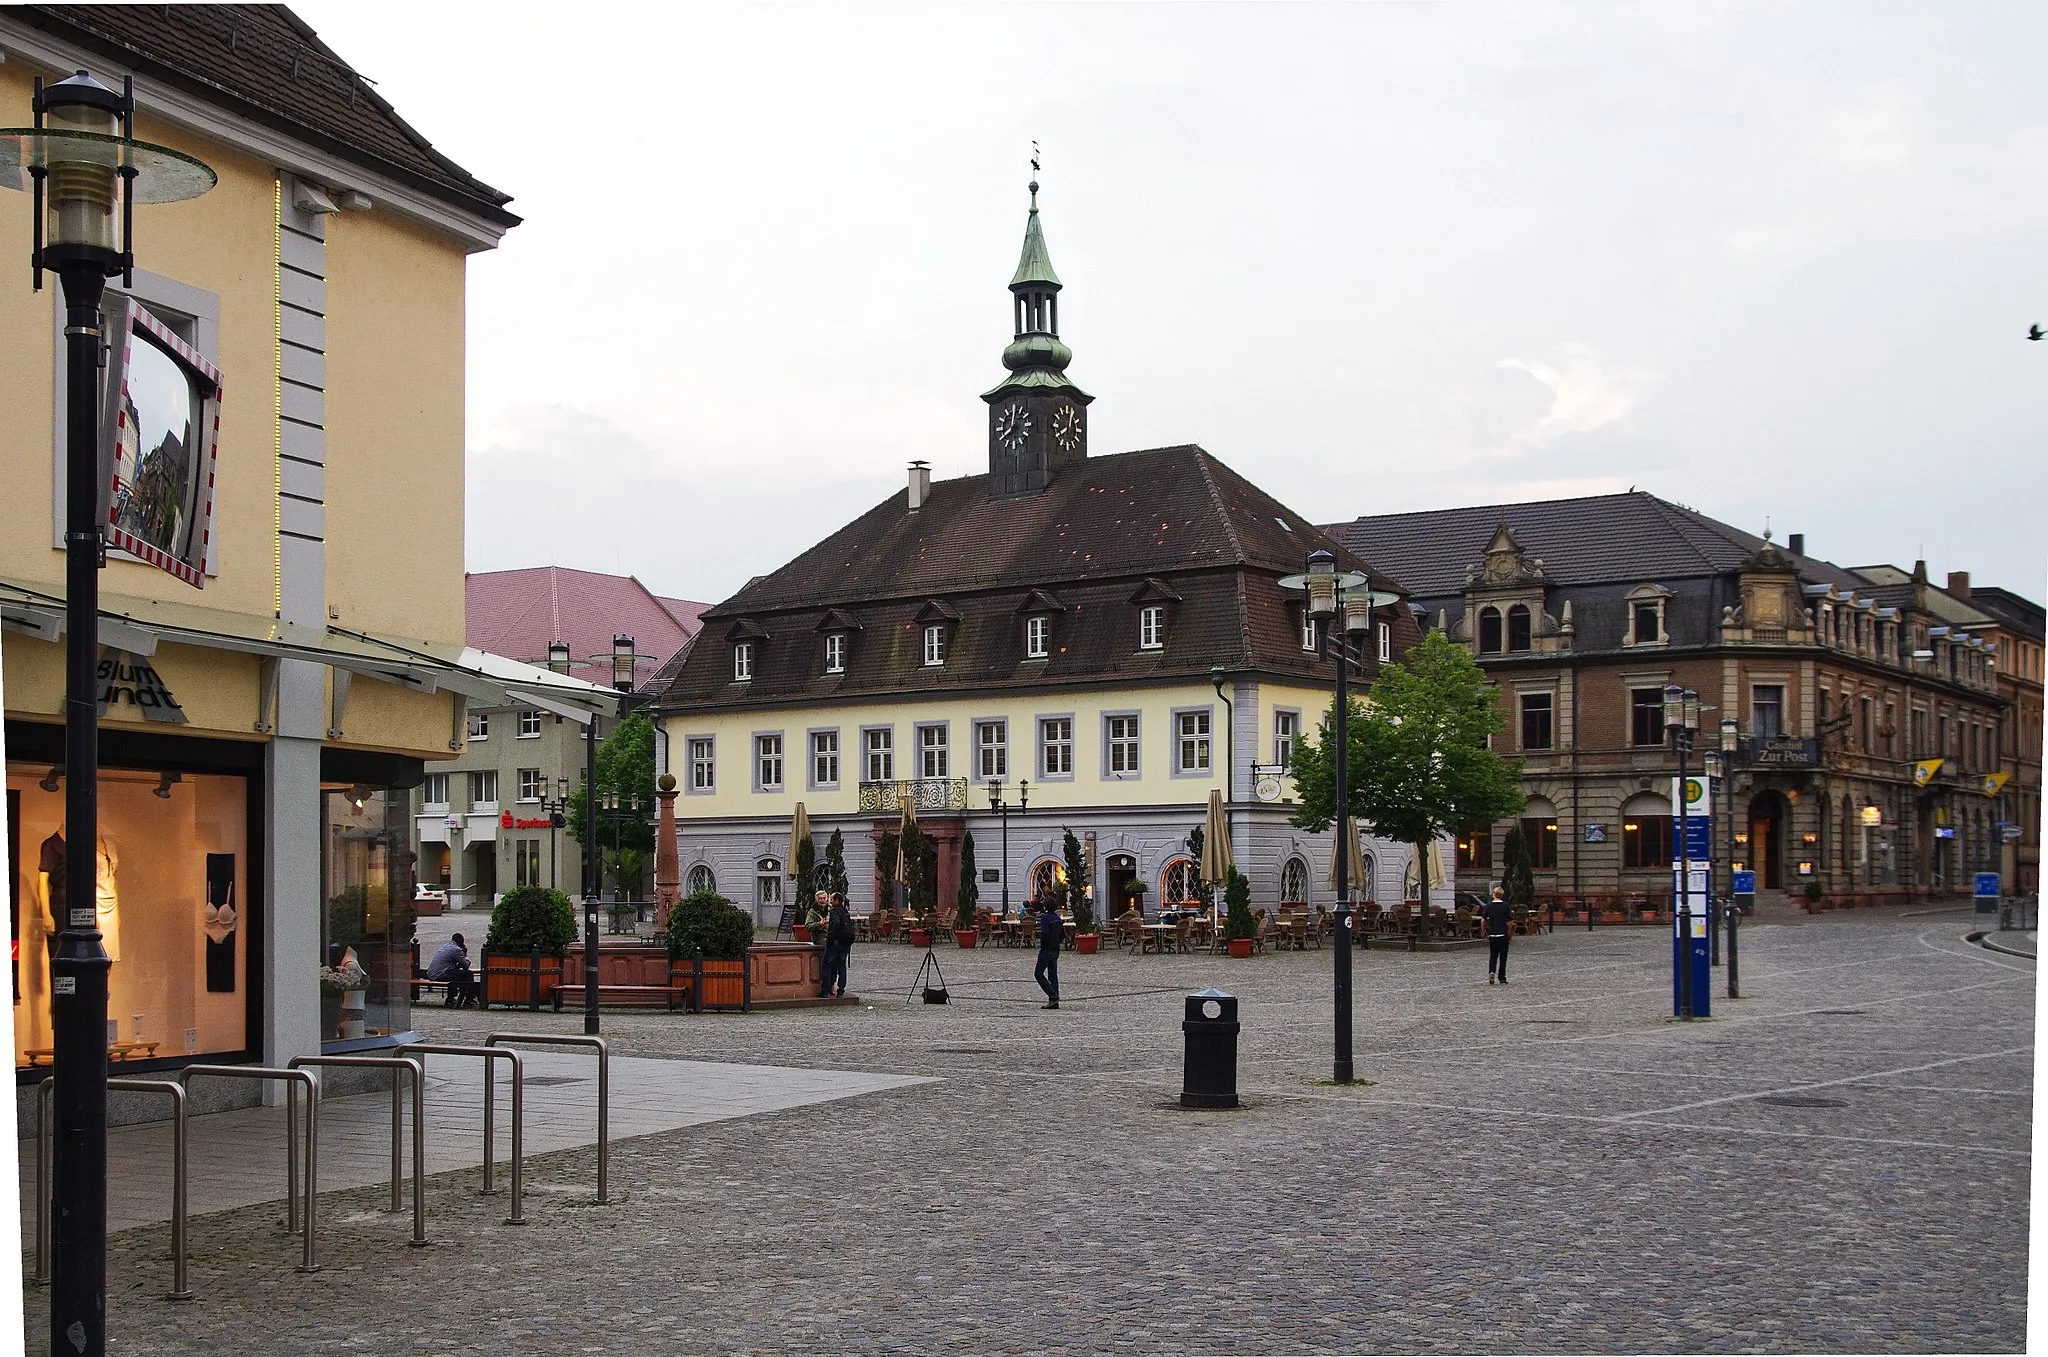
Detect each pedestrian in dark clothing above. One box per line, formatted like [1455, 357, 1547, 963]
[425, 932, 479, 1007]
[1034, 898, 1063, 1009]
[1483, 886, 1512, 984]
[820, 892, 854, 998]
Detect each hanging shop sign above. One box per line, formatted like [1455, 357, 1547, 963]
[94, 648, 186, 723]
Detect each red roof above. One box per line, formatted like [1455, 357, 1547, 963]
[465, 568, 706, 690]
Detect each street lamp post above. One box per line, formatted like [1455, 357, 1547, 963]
[986, 777, 1029, 912]
[4, 73, 216, 1356]
[541, 776, 570, 891]
[1665, 684, 1701, 1020]
[1279, 551, 1394, 1085]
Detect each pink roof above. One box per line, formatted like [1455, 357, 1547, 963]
[465, 567, 707, 690]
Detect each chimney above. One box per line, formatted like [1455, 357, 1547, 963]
[1787, 533, 1804, 557]
[1947, 570, 1971, 599]
[907, 460, 931, 512]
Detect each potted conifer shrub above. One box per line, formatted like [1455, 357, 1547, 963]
[1223, 869, 1256, 958]
[1063, 829, 1100, 954]
[955, 833, 981, 947]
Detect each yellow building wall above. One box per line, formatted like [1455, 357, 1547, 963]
[322, 208, 467, 646]
[669, 683, 1234, 821]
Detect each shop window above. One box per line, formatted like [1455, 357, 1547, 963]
[1520, 693, 1554, 751]
[321, 786, 411, 1048]
[1631, 689, 1666, 747]
[1507, 604, 1532, 652]
[10, 763, 255, 1070]
[1623, 815, 1673, 869]
[1456, 823, 1493, 870]
[515, 839, 542, 888]
[1521, 817, 1558, 869]
[1478, 607, 1503, 654]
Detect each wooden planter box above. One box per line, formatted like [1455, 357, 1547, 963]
[480, 950, 564, 1010]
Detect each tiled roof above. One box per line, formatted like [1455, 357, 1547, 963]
[659, 445, 1422, 709]
[1325, 491, 1867, 600]
[1967, 586, 2046, 639]
[8, 3, 518, 226]
[1851, 565, 1996, 628]
[466, 568, 707, 692]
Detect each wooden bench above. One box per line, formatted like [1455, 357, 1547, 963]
[546, 981, 693, 1011]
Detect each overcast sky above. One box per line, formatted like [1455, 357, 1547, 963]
[295, 1, 2047, 609]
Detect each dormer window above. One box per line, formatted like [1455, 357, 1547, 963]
[1377, 621, 1392, 663]
[1506, 604, 1532, 652]
[824, 633, 846, 674]
[1139, 605, 1165, 651]
[1026, 615, 1049, 659]
[734, 642, 753, 682]
[1478, 606, 1503, 654]
[923, 624, 946, 667]
[1301, 612, 1319, 653]
[1625, 586, 1670, 646]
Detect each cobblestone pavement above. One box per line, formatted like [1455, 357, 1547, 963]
[21, 907, 2035, 1354]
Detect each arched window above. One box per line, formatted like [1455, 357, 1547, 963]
[1280, 857, 1309, 904]
[756, 857, 783, 912]
[1506, 604, 1532, 652]
[1162, 857, 1199, 903]
[1620, 792, 1673, 869]
[1478, 607, 1503, 654]
[1359, 852, 1376, 900]
[1028, 858, 1063, 904]
[687, 863, 717, 896]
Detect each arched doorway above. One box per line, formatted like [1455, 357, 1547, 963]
[1106, 853, 1138, 915]
[756, 856, 784, 929]
[1747, 792, 1788, 890]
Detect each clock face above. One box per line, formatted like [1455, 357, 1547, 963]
[1051, 403, 1084, 452]
[995, 401, 1031, 450]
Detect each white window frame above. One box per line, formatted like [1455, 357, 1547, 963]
[1025, 615, 1049, 659]
[421, 773, 449, 809]
[1039, 715, 1075, 780]
[734, 642, 754, 682]
[1139, 605, 1165, 651]
[976, 720, 1009, 779]
[923, 624, 947, 667]
[864, 726, 894, 783]
[516, 768, 544, 802]
[918, 723, 950, 779]
[1174, 707, 1213, 777]
[1377, 621, 1391, 663]
[467, 711, 490, 741]
[1105, 712, 1141, 777]
[1301, 614, 1319, 653]
[809, 729, 840, 789]
[755, 732, 784, 792]
[516, 709, 542, 738]
[824, 632, 846, 674]
[470, 769, 499, 809]
[687, 736, 716, 793]
[1273, 709, 1300, 767]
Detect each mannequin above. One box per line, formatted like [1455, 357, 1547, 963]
[37, 831, 121, 963]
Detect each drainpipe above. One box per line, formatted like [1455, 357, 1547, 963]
[1210, 665, 1235, 804]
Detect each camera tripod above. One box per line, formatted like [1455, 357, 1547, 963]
[908, 946, 949, 1004]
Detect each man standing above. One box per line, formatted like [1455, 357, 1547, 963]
[426, 931, 479, 1008]
[1483, 886, 1512, 985]
[820, 891, 854, 998]
[1034, 899, 1063, 1010]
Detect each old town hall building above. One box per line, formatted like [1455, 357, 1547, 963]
[651, 182, 1427, 924]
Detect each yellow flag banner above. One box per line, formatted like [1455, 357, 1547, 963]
[1912, 758, 1944, 787]
[1982, 770, 2013, 797]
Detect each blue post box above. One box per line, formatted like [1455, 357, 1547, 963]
[1731, 869, 1756, 916]
[1974, 872, 2001, 916]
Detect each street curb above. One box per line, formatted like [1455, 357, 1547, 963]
[1969, 930, 2037, 961]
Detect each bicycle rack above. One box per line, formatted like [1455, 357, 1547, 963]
[178, 1065, 321, 1274]
[33, 1077, 193, 1300]
[288, 1055, 428, 1247]
[397, 1043, 527, 1224]
[485, 1032, 611, 1204]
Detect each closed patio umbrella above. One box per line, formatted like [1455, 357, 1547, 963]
[1201, 788, 1233, 925]
[1402, 841, 1447, 898]
[1327, 815, 1368, 899]
[786, 801, 812, 920]
[894, 782, 917, 908]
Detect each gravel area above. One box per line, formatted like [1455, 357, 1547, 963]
[21, 907, 2034, 1354]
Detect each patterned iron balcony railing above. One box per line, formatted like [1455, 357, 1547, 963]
[858, 778, 969, 813]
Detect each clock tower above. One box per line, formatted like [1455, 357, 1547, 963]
[984, 173, 1092, 499]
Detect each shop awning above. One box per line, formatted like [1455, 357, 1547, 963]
[0, 576, 618, 726]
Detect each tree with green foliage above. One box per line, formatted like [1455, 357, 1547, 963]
[876, 830, 899, 912]
[901, 822, 936, 924]
[792, 834, 816, 908]
[484, 886, 577, 956]
[1223, 869, 1255, 942]
[1184, 826, 1215, 911]
[956, 833, 980, 929]
[1289, 630, 1524, 942]
[565, 713, 658, 896]
[1061, 828, 1094, 933]
[1501, 825, 1536, 910]
[664, 887, 753, 960]
[819, 828, 849, 899]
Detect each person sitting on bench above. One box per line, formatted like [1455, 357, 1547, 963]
[425, 932, 480, 1008]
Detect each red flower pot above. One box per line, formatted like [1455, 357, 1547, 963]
[909, 929, 930, 948]
[955, 930, 978, 948]
[1227, 938, 1253, 958]
[1074, 933, 1100, 955]
[794, 925, 811, 943]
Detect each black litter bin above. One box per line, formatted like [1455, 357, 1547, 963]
[1181, 988, 1240, 1108]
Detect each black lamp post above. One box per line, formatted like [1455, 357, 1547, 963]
[1664, 684, 1701, 1020]
[986, 777, 1029, 911]
[1279, 550, 1392, 1084]
[581, 634, 640, 1034]
[600, 790, 644, 911]
[4, 73, 215, 1356]
[541, 775, 570, 891]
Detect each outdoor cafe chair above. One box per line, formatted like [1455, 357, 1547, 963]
[1174, 916, 1194, 953]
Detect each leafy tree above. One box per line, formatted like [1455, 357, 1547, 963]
[1289, 630, 1524, 940]
[484, 886, 577, 956]
[819, 828, 849, 899]
[1501, 825, 1535, 910]
[565, 713, 658, 894]
[956, 833, 980, 928]
[664, 888, 753, 960]
[1062, 828, 1094, 933]
[1223, 869, 1255, 942]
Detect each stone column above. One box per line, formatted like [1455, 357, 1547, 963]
[653, 773, 680, 929]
